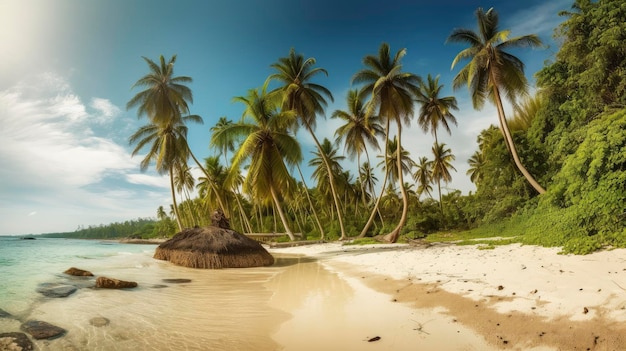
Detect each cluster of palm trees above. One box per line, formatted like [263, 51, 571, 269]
[127, 7, 545, 242]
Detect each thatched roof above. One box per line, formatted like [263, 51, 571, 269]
[154, 226, 274, 269]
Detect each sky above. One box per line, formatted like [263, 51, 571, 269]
[0, 0, 573, 235]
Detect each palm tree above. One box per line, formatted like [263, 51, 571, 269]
[210, 116, 236, 165]
[467, 151, 485, 185]
[212, 84, 302, 240]
[332, 88, 383, 181]
[129, 121, 190, 231]
[267, 48, 347, 239]
[415, 74, 458, 145]
[173, 162, 196, 227]
[126, 55, 193, 127]
[309, 138, 345, 222]
[352, 43, 421, 242]
[378, 136, 416, 185]
[156, 206, 167, 221]
[448, 7, 545, 194]
[413, 156, 433, 198]
[431, 142, 456, 212]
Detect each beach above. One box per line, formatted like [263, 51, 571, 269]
[268, 242, 626, 350]
[2, 238, 625, 350]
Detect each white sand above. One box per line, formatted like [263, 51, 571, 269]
[269, 242, 626, 350]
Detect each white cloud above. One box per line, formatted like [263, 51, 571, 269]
[0, 73, 172, 235]
[506, 0, 572, 40]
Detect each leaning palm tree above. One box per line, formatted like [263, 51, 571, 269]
[415, 74, 459, 145]
[431, 142, 457, 212]
[210, 116, 236, 165]
[448, 7, 545, 194]
[352, 43, 421, 242]
[212, 84, 302, 240]
[309, 138, 346, 233]
[173, 162, 197, 227]
[267, 48, 347, 239]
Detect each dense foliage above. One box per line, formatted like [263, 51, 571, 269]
[47, 1, 624, 254]
[40, 218, 162, 239]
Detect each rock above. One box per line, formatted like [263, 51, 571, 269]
[211, 209, 230, 229]
[162, 279, 191, 284]
[36, 283, 77, 298]
[0, 332, 34, 351]
[95, 277, 137, 289]
[0, 308, 12, 318]
[64, 267, 93, 276]
[89, 317, 110, 327]
[151, 284, 168, 289]
[20, 320, 66, 340]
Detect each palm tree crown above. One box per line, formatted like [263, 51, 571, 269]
[416, 74, 458, 145]
[447, 7, 546, 194]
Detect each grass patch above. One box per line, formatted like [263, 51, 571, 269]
[343, 237, 381, 246]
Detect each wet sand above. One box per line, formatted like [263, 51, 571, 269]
[271, 243, 626, 350]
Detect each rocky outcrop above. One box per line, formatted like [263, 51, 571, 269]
[63, 267, 93, 276]
[95, 277, 137, 289]
[0, 332, 34, 351]
[20, 320, 66, 340]
[36, 283, 77, 298]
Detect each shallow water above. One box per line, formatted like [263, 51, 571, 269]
[0, 237, 495, 350]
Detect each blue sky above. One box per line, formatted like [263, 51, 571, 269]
[0, 0, 572, 235]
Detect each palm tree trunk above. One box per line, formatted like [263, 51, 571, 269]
[296, 164, 325, 239]
[305, 124, 347, 240]
[384, 121, 408, 243]
[363, 147, 385, 228]
[491, 83, 546, 194]
[358, 120, 391, 238]
[186, 145, 231, 214]
[169, 166, 183, 231]
[270, 185, 295, 240]
[234, 192, 253, 233]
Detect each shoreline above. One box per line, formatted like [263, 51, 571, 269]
[269, 242, 626, 350]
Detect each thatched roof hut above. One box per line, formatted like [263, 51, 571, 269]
[154, 226, 275, 269]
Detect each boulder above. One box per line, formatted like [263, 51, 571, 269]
[63, 267, 93, 276]
[0, 332, 34, 351]
[20, 320, 66, 340]
[36, 283, 77, 298]
[0, 308, 12, 318]
[95, 277, 137, 289]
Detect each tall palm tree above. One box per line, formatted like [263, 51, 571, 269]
[126, 55, 193, 127]
[378, 136, 416, 185]
[267, 48, 347, 239]
[447, 7, 545, 194]
[431, 142, 456, 212]
[156, 206, 167, 221]
[413, 156, 433, 198]
[129, 121, 190, 231]
[415, 74, 458, 145]
[173, 162, 196, 227]
[332, 88, 383, 182]
[212, 84, 302, 240]
[352, 43, 421, 242]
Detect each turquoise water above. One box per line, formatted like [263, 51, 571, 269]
[0, 237, 156, 315]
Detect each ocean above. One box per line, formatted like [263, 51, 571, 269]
[0, 236, 291, 350]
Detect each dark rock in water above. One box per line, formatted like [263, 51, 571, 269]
[20, 320, 66, 340]
[151, 284, 168, 289]
[89, 317, 110, 327]
[0, 308, 12, 318]
[0, 332, 34, 350]
[64, 267, 93, 276]
[95, 277, 137, 289]
[20, 237, 36, 240]
[162, 278, 192, 284]
[36, 283, 77, 298]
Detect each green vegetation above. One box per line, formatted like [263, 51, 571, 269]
[40, 218, 162, 239]
[51, 1, 623, 254]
